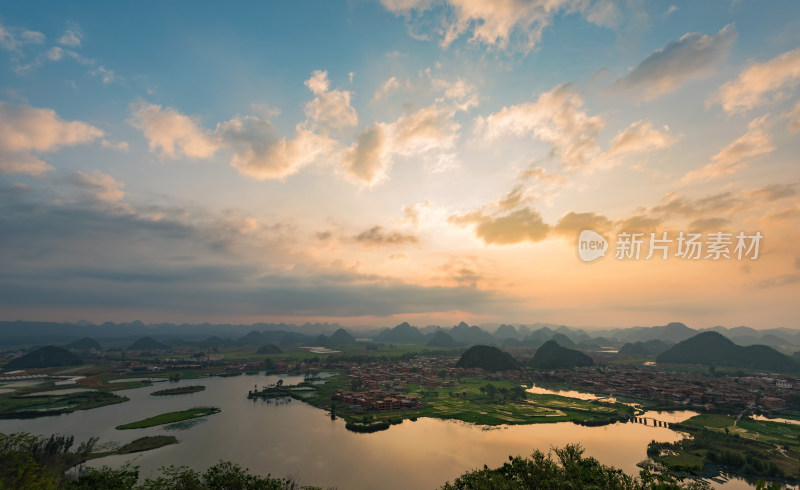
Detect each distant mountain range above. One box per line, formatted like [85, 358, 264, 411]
[1, 320, 799, 362]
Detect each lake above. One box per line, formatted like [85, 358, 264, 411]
[0, 374, 754, 489]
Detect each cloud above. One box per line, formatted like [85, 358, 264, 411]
[449, 207, 549, 245]
[612, 24, 735, 101]
[129, 101, 220, 159]
[712, 47, 800, 113]
[615, 215, 663, 233]
[218, 116, 334, 181]
[303, 70, 358, 133]
[372, 76, 401, 103]
[57, 24, 83, 47]
[353, 226, 419, 247]
[607, 120, 676, 156]
[650, 191, 741, 218]
[518, 166, 566, 186]
[342, 104, 460, 185]
[747, 182, 798, 202]
[101, 140, 129, 152]
[0, 184, 513, 319]
[401, 201, 431, 227]
[341, 124, 390, 184]
[687, 217, 730, 232]
[380, 0, 616, 53]
[0, 22, 45, 51]
[131, 71, 350, 181]
[477, 83, 604, 170]
[69, 171, 125, 202]
[682, 116, 774, 182]
[787, 101, 800, 132]
[0, 102, 104, 176]
[552, 211, 612, 237]
[754, 274, 800, 290]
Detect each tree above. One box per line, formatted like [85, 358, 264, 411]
[441, 444, 709, 490]
[511, 385, 527, 401]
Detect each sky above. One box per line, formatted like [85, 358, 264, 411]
[0, 0, 798, 330]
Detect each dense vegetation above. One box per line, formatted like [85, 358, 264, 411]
[618, 340, 671, 357]
[127, 337, 169, 351]
[5, 346, 83, 370]
[656, 332, 796, 371]
[65, 337, 102, 351]
[456, 345, 520, 371]
[374, 322, 427, 343]
[441, 444, 709, 489]
[0, 432, 320, 489]
[427, 330, 458, 348]
[330, 328, 356, 344]
[256, 344, 282, 354]
[529, 340, 594, 369]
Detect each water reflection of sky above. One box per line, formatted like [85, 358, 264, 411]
[0, 374, 750, 489]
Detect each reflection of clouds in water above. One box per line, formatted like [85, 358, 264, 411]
[0, 374, 696, 489]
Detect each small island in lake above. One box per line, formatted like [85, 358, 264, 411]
[150, 385, 206, 396]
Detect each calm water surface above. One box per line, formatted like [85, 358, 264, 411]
[0, 374, 754, 489]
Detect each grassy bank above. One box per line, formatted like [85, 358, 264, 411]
[116, 407, 220, 430]
[648, 414, 800, 483]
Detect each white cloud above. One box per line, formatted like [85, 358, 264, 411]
[0, 102, 104, 176]
[607, 120, 676, 156]
[371, 76, 401, 103]
[57, 25, 83, 47]
[612, 24, 736, 101]
[45, 46, 64, 61]
[69, 170, 125, 202]
[302, 70, 358, 133]
[217, 116, 334, 181]
[342, 104, 461, 185]
[712, 47, 800, 113]
[477, 83, 604, 169]
[131, 71, 351, 180]
[0, 23, 45, 51]
[682, 116, 774, 182]
[381, 0, 627, 53]
[129, 101, 220, 159]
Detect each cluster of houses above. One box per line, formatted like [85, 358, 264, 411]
[332, 389, 421, 411]
[551, 364, 796, 409]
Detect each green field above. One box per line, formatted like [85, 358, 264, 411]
[651, 414, 800, 482]
[0, 390, 128, 419]
[115, 407, 220, 430]
[682, 414, 736, 429]
[307, 373, 632, 427]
